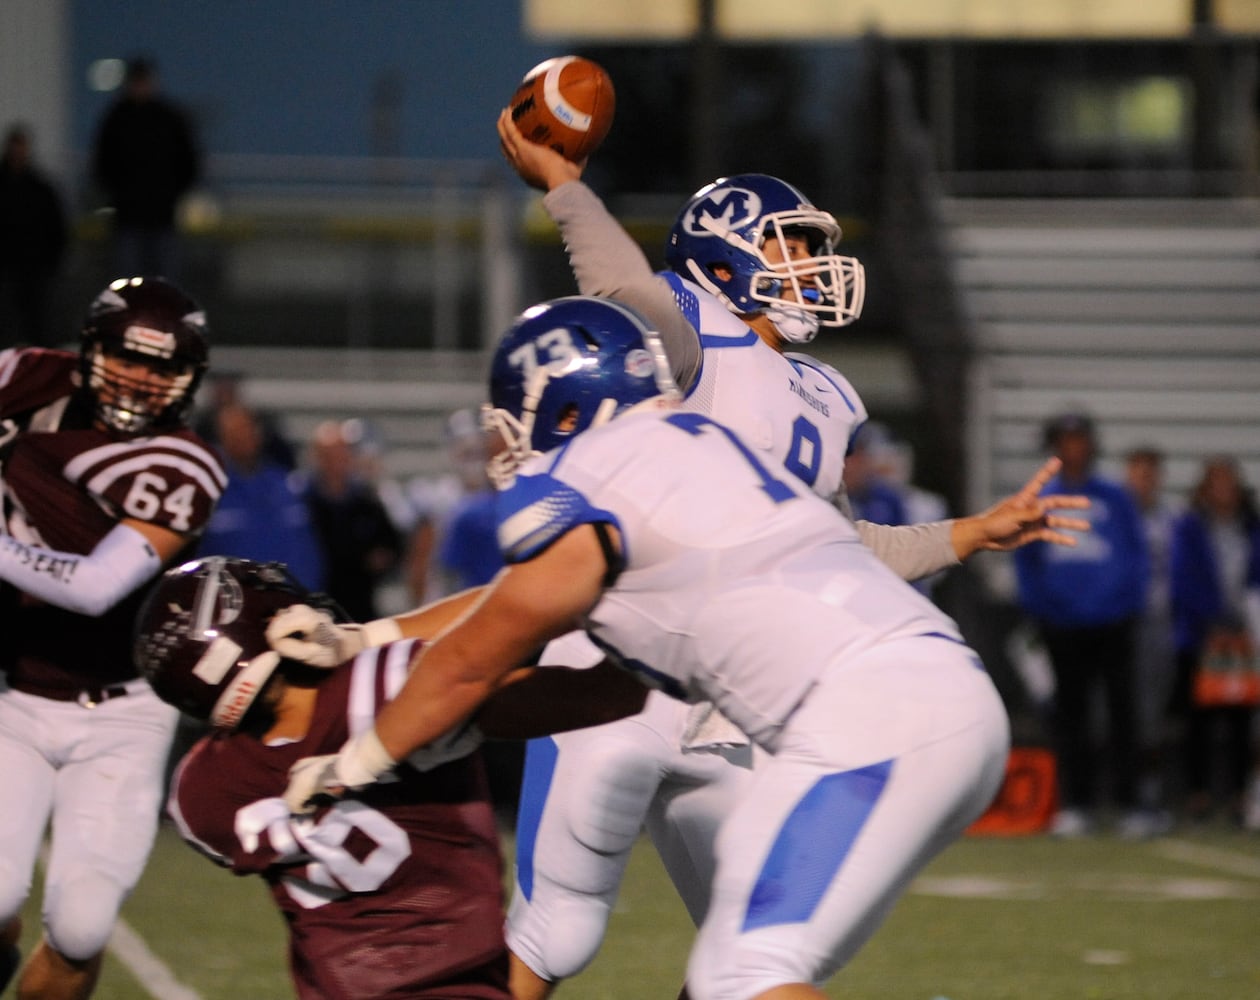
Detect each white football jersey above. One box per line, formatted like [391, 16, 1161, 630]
[663, 272, 865, 503]
[497, 409, 960, 748]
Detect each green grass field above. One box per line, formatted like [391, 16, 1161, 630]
[16, 820, 1260, 999]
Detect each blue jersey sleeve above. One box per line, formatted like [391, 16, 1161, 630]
[495, 471, 620, 564]
[659, 271, 702, 331]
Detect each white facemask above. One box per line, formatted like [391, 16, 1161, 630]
[763, 303, 821, 344]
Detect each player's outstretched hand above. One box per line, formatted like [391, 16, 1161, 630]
[497, 107, 584, 193]
[957, 457, 1091, 556]
[266, 603, 368, 669]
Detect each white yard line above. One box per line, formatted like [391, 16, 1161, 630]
[1152, 838, 1260, 880]
[107, 920, 203, 1000]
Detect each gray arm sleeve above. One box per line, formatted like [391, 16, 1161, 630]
[833, 484, 960, 580]
[854, 519, 960, 581]
[542, 181, 702, 391]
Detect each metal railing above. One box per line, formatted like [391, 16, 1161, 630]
[64, 153, 525, 354]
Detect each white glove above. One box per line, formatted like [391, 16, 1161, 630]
[284, 728, 397, 814]
[284, 754, 344, 814]
[266, 604, 401, 668]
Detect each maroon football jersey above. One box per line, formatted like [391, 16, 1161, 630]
[169, 639, 511, 1000]
[0, 347, 226, 696]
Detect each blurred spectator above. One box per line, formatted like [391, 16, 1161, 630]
[402, 407, 516, 809]
[0, 123, 69, 347]
[199, 402, 324, 590]
[402, 408, 497, 602]
[436, 426, 503, 592]
[1014, 413, 1150, 838]
[436, 486, 503, 591]
[878, 432, 950, 526]
[842, 422, 908, 527]
[193, 370, 297, 469]
[1124, 446, 1180, 829]
[91, 56, 200, 280]
[1168, 456, 1260, 825]
[299, 418, 404, 621]
[865, 425, 950, 598]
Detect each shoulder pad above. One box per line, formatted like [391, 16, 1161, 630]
[496, 471, 616, 564]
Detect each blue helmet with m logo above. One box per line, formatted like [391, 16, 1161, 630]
[664, 174, 865, 340]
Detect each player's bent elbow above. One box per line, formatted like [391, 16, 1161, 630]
[64, 589, 118, 618]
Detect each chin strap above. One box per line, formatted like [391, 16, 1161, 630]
[763, 303, 821, 344]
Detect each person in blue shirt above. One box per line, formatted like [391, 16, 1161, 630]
[841, 422, 909, 528]
[438, 487, 504, 590]
[1015, 413, 1151, 837]
[199, 401, 325, 591]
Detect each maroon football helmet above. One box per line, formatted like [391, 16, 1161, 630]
[134, 557, 315, 728]
[80, 276, 210, 434]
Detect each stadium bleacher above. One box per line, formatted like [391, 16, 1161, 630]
[947, 197, 1260, 513]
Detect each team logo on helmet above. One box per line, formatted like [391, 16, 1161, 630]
[123, 324, 179, 360]
[623, 348, 655, 379]
[681, 187, 763, 237]
[136, 559, 244, 681]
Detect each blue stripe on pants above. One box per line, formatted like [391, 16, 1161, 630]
[743, 759, 893, 931]
[514, 735, 559, 900]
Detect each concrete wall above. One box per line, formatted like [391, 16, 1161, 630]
[0, 0, 70, 186]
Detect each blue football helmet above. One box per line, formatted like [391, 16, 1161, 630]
[664, 173, 866, 342]
[483, 296, 681, 487]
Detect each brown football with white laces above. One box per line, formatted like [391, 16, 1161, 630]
[509, 55, 616, 162]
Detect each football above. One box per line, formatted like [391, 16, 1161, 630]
[509, 55, 616, 162]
